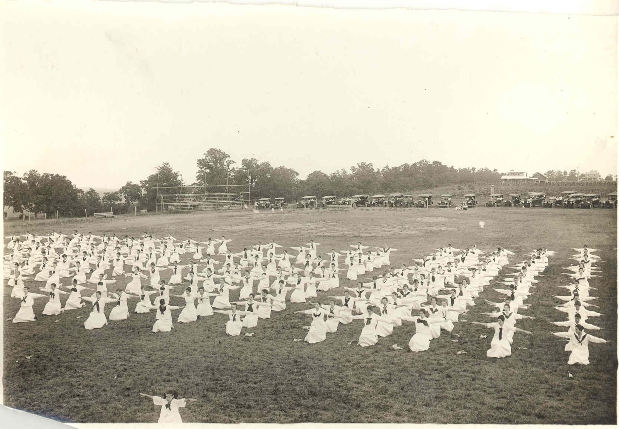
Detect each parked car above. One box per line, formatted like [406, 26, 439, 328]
[255, 197, 272, 209]
[297, 196, 317, 208]
[273, 197, 285, 209]
[338, 197, 352, 205]
[463, 194, 477, 208]
[560, 191, 577, 208]
[351, 195, 369, 208]
[370, 194, 387, 207]
[485, 194, 504, 207]
[542, 196, 557, 208]
[578, 194, 601, 208]
[438, 194, 453, 208]
[319, 195, 337, 208]
[403, 195, 415, 207]
[523, 192, 545, 208]
[388, 193, 405, 207]
[603, 192, 617, 208]
[564, 193, 584, 209]
[415, 194, 433, 208]
[505, 193, 523, 207]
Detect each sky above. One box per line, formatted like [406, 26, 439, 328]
[1, 1, 617, 189]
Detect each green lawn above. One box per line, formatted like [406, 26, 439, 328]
[3, 207, 617, 423]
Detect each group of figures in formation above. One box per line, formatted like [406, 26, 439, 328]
[3, 231, 610, 422]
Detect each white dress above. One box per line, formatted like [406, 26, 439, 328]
[225, 311, 243, 336]
[152, 307, 179, 332]
[84, 296, 115, 330]
[409, 319, 433, 352]
[242, 301, 260, 328]
[109, 293, 131, 321]
[13, 293, 42, 323]
[358, 314, 380, 347]
[567, 332, 607, 365]
[289, 279, 306, 303]
[196, 292, 214, 316]
[177, 294, 198, 323]
[152, 396, 186, 423]
[304, 309, 328, 344]
[42, 291, 63, 315]
[486, 323, 513, 358]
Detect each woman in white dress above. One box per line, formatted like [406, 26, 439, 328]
[218, 237, 231, 255]
[82, 291, 117, 330]
[139, 392, 196, 423]
[214, 303, 246, 336]
[109, 290, 137, 321]
[304, 273, 318, 299]
[211, 280, 240, 309]
[196, 286, 214, 317]
[13, 287, 46, 323]
[168, 264, 186, 285]
[135, 290, 157, 314]
[62, 280, 91, 311]
[72, 261, 90, 285]
[473, 316, 531, 358]
[406, 310, 438, 352]
[289, 275, 307, 303]
[152, 300, 183, 333]
[112, 254, 126, 277]
[351, 306, 386, 347]
[176, 287, 198, 323]
[554, 324, 608, 365]
[42, 283, 67, 316]
[235, 294, 263, 328]
[295, 302, 330, 344]
[125, 268, 148, 295]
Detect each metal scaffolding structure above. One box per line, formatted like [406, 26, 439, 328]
[156, 184, 250, 211]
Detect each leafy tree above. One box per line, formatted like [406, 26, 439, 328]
[196, 148, 236, 188]
[605, 174, 615, 182]
[3, 171, 28, 214]
[140, 163, 182, 211]
[119, 182, 143, 205]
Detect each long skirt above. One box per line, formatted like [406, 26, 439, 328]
[409, 333, 431, 352]
[359, 326, 378, 347]
[487, 338, 512, 358]
[305, 319, 327, 344]
[290, 289, 306, 303]
[178, 303, 197, 323]
[242, 313, 259, 328]
[152, 318, 173, 332]
[13, 306, 36, 323]
[84, 312, 108, 330]
[196, 300, 214, 317]
[226, 320, 243, 336]
[109, 304, 130, 321]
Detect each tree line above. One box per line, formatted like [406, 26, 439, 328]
[3, 148, 614, 217]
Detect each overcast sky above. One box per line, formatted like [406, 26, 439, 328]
[1, 2, 617, 189]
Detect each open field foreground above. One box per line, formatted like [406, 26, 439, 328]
[3, 208, 617, 424]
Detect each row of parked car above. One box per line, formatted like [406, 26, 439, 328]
[255, 193, 479, 209]
[485, 191, 617, 208]
[254, 191, 617, 210]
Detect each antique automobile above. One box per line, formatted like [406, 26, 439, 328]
[297, 196, 317, 209]
[273, 197, 285, 209]
[560, 191, 577, 208]
[387, 193, 405, 207]
[255, 198, 272, 209]
[403, 195, 415, 207]
[319, 195, 337, 208]
[542, 196, 557, 208]
[351, 194, 369, 208]
[338, 197, 352, 205]
[578, 194, 601, 209]
[438, 194, 453, 208]
[414, 194, 433, 208]
[463, 194, 477, 208]
[564, 193, 584, 209]
[370, 194, 387, 207]
[485, 194, 504, 207]
[603, 192, 617, 208]
[505, 193, 523, 207]
[523, 192, 546, 208]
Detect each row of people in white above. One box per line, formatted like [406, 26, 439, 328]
[552, 246, 608, 365]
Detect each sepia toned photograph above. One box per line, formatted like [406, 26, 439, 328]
[1, 0, 617, 426]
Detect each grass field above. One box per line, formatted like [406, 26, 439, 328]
[3, 207, 617, 424]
